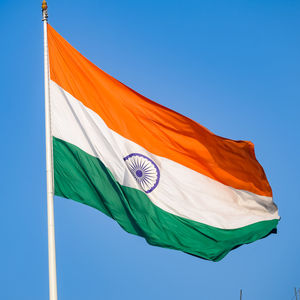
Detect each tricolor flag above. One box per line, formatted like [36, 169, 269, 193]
[48, 24, 279, 261]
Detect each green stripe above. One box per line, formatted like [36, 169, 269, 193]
[53, 137, 278, 261]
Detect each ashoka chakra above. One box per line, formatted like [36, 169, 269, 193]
[123, 153, 160, 193]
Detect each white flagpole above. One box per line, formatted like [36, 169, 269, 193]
[42, 1, 58, 299]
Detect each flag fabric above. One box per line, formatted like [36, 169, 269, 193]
[47, 24, 279, 261]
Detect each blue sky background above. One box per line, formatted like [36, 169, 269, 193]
[0, 0, 299, 299]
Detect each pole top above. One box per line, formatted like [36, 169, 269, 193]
[42, 0, 47, 11]
[42, 0, 48, 21]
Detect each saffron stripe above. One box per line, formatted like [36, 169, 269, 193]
[48, 24, 272, 197]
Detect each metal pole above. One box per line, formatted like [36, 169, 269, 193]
[240, 289, 242, 300]
[295, 288, 298, 300]
[42, 1, 58, 299]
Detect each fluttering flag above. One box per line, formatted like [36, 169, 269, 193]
[48, 24, 279, 261]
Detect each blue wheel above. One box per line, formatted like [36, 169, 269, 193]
[123, 153, 160, 193]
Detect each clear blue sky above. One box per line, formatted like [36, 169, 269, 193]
[0, 0, 299, 299]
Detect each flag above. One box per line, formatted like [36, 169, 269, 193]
[47, 24, 279, 261]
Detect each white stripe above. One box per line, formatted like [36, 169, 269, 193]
[50, 80, 279, 229]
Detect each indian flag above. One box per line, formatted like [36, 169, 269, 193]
[47, 24, 279, 261]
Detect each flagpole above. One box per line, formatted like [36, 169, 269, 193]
[42, 1, 58, 299]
